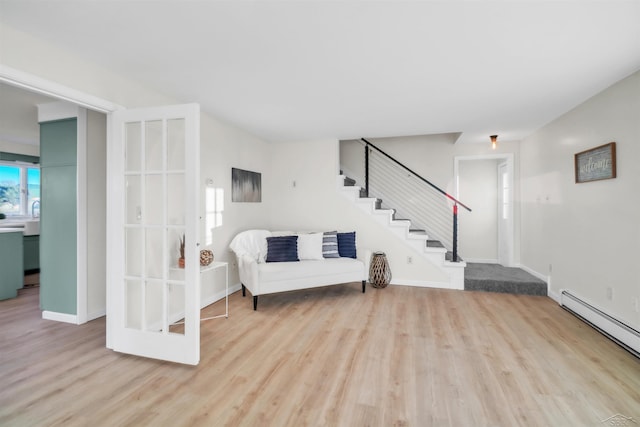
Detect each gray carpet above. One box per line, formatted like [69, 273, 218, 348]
[464, 263, 547, 296]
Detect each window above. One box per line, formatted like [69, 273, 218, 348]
[501, 171, 509, 220]
[0, 162, 40, 217]
[205, 186, 224, 245]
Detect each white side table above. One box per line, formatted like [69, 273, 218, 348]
[200, 261, 228, 321]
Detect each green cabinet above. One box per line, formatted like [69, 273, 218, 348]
[40, 119, 77, 167]
[39, 118, 77, 315]
[23, 235, 40, 272]
[0, 230, 24, 300]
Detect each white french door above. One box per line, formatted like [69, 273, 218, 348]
[107, 104, 201, 365]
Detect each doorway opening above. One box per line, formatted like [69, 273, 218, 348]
[0, 67, 116, 324]
[454, 153, 514, 267]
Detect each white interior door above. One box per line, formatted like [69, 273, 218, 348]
[497, 161, 513, 266]
[107, 104, 201, 365]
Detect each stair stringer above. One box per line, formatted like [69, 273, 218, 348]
[338, 175, 465, 290]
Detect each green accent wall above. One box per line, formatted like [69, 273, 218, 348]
[39, 118, 77, 315]
[0, 231, 24, 300]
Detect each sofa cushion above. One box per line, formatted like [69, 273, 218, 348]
[322, 231, 340, 258]
[266, 235, 299, 263]
[258, 258, 363, 283]
[337, 231, 357, 258]
[297, 232, 324, 260]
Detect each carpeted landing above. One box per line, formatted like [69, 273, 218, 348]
[464, 263, 547, 296]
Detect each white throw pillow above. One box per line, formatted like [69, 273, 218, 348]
[297, 232, 324, 260]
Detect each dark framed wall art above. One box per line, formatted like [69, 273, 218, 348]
[232, 168, 262, 202]
[574, 142, 616, 184]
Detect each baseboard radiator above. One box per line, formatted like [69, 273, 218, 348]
[561, 290, 640, 358]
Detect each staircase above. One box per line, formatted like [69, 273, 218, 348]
[340, 137, 547, 296]
[338, 174, 466, 290]
[339, 174, 550, 296]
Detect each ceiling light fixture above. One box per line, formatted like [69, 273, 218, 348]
[490, 135, 498, 150]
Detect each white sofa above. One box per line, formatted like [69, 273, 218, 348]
[230, 230, 368, 310]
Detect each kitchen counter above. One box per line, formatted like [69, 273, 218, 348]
[0, 219, 40, 235]
[0, 228, 25, 238]
[0, 229, 24, 300]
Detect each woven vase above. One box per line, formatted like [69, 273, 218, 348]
[369, 252, 391, 288]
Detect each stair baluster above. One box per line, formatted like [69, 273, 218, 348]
[352, 138, 471, 262]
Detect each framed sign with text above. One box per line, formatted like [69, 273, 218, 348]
[574, 142, 616, 183]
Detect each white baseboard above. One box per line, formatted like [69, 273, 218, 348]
[87, 309, 106, 321]
[548, 288, 561, 304]
[515, 263, 549, 283]
[42, 311, 79, 324]
[546, 276, 559, 304]
[229, 283, 242, 294]
[101, 283, 240, 329]
[464, 258, 498, 264]
[389, 279, 458, 290]
[202, 283, 241, 308]
[150, 283, 243, 331]
[515, 263, 553, 301]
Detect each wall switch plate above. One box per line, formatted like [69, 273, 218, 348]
[407, 256, 412, 264]
[606, 287, 613, 301]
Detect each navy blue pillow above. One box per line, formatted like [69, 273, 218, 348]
[337, 231, 357, 259]
[266, 235, 299, 263]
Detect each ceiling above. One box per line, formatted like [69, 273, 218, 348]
[1, 1, 639, 144]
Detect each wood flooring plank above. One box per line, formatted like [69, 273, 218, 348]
[1, 285, 639, 426]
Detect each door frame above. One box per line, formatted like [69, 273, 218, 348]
[2, 67, 203, 362]
[0, 65, 120, 327]
[497, 161, 512, 267]
[454, 153, 515, 267]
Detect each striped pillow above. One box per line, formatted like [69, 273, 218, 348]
[265, 236, 299, 263]
[322, 231, 340, 258]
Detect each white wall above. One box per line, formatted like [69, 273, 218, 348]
[86, 110, 106, 318]
[458, 159, 498, 262]
[520, 70, 640, 329]
[200, 114, 272, 290]
[268, 139, 449, 286]
[0, 141, 39, 156]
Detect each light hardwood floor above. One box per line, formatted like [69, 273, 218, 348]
[1, 284, 639, 427]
